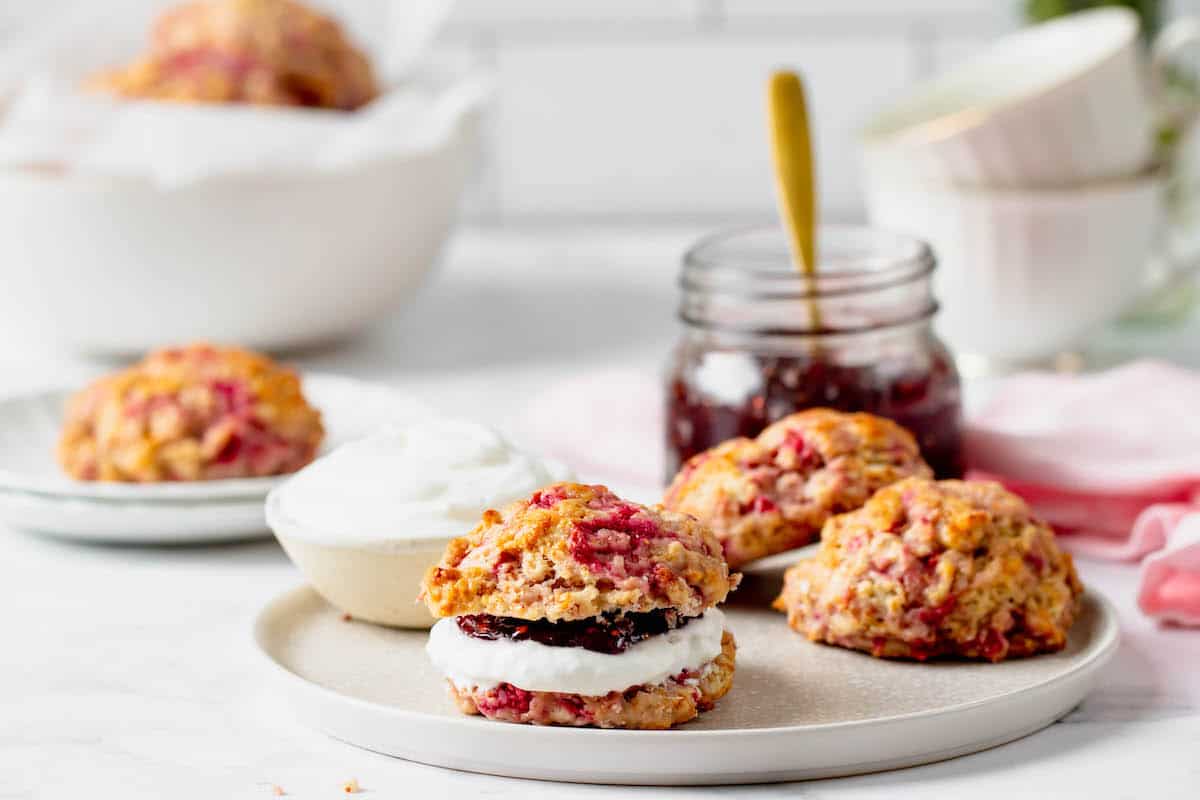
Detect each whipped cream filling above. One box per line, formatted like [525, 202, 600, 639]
[426, 608, 726, 696]
[273, 419, 572, 547]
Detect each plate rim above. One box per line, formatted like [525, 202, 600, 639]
[252, 583, 1120, 742]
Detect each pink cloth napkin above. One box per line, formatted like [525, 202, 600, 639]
[966, 360, 1200, 625]
[1138, 511, 1200, 625]
[515, 366, 665, 490]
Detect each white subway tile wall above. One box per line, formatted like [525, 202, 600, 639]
[492, 37, 917, 219]
[2, 1, 1195, 222]
[441, 0, 1178, 222]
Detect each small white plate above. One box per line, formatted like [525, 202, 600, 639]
[0, 374, 431, 543]
[0, 373, 430, 502]
[0, 488, 269, 544]
[253, 584, 1118, 785]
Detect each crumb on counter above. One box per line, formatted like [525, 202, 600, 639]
[342, 778, 360, 794]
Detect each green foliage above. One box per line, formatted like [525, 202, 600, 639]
[1024, 0, 1161, 38]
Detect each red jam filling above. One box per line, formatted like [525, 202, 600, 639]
[667, 352, 965, 480]
[456, 609, 692, 655]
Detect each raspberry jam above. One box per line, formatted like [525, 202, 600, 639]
[667, 349, 964, 479]
[668, 225, 965, 480]
[457, 609, 691, 655]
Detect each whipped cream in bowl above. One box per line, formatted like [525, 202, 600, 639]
[267, 419, 572, 628]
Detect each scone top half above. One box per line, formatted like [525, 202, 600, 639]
[422, 482, 737, 622]
[663, 408, 933, 568]
[775, 477, 1083, 662]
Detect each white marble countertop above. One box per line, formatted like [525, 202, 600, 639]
[4, 226, 1200, 799]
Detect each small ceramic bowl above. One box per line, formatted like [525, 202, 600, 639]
[267, 489, 448, 629]
[265, 420, 573, 629]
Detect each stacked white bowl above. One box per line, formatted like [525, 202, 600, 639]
[861, 8, 1199, 367]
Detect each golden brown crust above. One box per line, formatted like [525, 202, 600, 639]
[420, 482, 739, 622]
[57, 342, 323, 482]
[774, 478, 1083, 662]
[90, 0, 378, 110]
[448, 631, 736, 728]
[663, 409, 933, 568]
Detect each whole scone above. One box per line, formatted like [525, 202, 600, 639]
[91, 0, 378, 110]
[774, 477, 1083, 662]
[58, 342, 323, 483]
[421, 482, 739, 729]
[663, 409, 933, 568]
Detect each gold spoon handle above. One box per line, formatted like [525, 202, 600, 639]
[768, 71, 824, 339]
[768, 70, 817, 276]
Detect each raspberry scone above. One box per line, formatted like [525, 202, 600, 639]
[91, 0, 378, 110]
[58, 343, 324, 483]
[774, 478, 1083, 662]
[421, 482, 739, 729]
[663, 409, 933, 568]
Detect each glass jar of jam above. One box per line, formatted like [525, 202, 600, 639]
[666, 225, 965, 480]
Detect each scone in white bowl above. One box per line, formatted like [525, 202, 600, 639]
[266, 421, 572, 629]
[0, 109, 479, 355]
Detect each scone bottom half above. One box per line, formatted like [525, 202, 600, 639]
[774, 477, 1083, 662]
[419, 482, 739, 729]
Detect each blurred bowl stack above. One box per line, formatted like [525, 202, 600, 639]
[861, 7, 1199, 370]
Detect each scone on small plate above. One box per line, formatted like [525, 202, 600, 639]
[775, 477, 1083, 661]
[58, 342, 324, 483]
[421, 482, 739, 729]
[663, 408, 932, 569]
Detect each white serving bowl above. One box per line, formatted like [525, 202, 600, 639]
[864, 169, 1164, 363]
[0, 109, 478, 356]
[863, 8, 1159, 187]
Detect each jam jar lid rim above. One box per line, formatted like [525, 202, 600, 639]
[681, 223, 936, 297]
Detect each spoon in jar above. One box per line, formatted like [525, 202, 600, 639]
[768, 70, 823, 331]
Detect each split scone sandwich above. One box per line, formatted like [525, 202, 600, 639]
[421, 482, 739, 729]
[664, 409, 933, 569]
[775, 478, 1083, 662]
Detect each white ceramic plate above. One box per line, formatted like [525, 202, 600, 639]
[0, 373, 430, 502]
[0, 488, 269, 544]
[253, 583, 1118, 785]
[0, 374, 431, 543]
